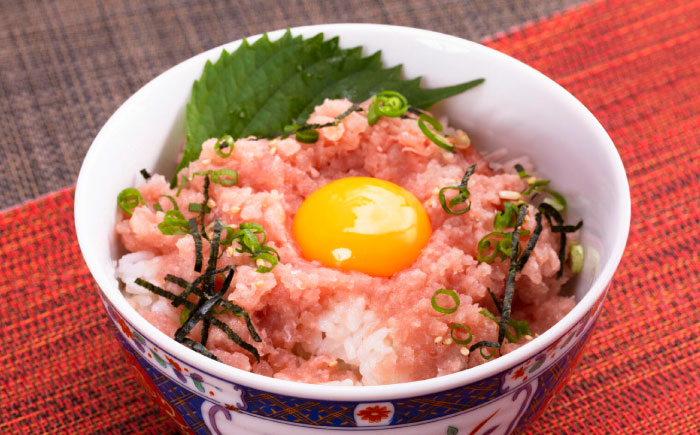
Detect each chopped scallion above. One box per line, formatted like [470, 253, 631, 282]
[418, 113, 454, 152]
[570, 243, 584, 274]
[117, 188, 145, 216]
[450, 323, 473, 345]
[438, 164, 477, 215]
[431, 288, 460, 314]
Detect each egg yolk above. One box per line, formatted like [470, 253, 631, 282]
[292, 177, 431, 277]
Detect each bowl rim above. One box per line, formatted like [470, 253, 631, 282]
[75, 23, 631, 402]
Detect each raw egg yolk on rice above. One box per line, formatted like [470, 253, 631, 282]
[293, 177, 431, 277]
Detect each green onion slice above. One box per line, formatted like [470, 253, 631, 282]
[570, 243, 584, 274]
[295, 129, 320, 144]
[157, 210, 189, 235]
[494, 202, 519, 231]
[418, 113, 454, 152]
[479, 308, 498, 323]
[450, 323, 473, 345]
[367, 91, 409, 125]
[469, 340, 500, 360]
[117, 188, 145, 216]
[438, 164, 476, 215]
[179, 307, 191, 325]
[214, 135, 234, 158]
[477, 232, 505, 262]
[431, 288, 460, 314]
[210, 169, 238, 186]
[540, 189, 567, 212]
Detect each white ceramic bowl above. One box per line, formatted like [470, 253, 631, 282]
[75, 24, 630, 434]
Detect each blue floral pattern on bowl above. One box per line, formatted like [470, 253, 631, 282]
[100, 284, 607, 435]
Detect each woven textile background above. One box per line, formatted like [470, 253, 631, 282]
[0, 0, 583, 210]
[2, 0, 700, 433]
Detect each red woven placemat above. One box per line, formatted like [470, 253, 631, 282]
[2, 0, 699, 432]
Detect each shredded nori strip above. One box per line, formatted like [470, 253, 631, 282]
[134, 278, 190, 306]
[179, 337, 219, 360]
[140, 168, 151, 180]
[165, 273, 261, 343]
[200, 319, 211, 346]
[539, 203, 567, 279]
[498, 204, 528, 345]
[487, 288, 503, 314]
[551, 221, 583, 233]
[253, 104, 362, 141]
[169, 265, 235, 308]
[199, 175, 211, 240]
[516, 211, 543, 272]
[189, 218, 203, 273]
[203, 220, 223, 297]
[209, 317, 260, 362]
[175, 288, 225, 340]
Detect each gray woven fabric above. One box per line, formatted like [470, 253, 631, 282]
[0, 0, 584, 209]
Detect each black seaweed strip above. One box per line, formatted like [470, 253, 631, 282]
[539, 203, 566, 278]
[200, 175, 210, 241]
[175, 289, 225, 340]
[487, 288, 503, 314]
[134, 278, 194, 308]
[167, 265, 235, 307]
[190, 218, 203, 272]
[165, 272, 261, 343]
[516, 211, 543, 272]
[460, 164, 477, 186]
[254, 105, 362, 140]
[203, 220, 223, 297]
[551, 221, 583, 233]
[498, 204, 528, 345]
[210, 318, 261, 362]
[140, 168, 151, 180]
[407, 107, 423, 116]
[164, 274, 191, 289]
[200, 320, 210, 346]
[179, 337, 219, 360]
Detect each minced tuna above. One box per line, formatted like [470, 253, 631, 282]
[115, 98, 576, 386]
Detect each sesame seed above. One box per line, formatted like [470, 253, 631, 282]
[226, 247, 234, 256]
[434, 336, 443, 344]
[201, 159, 211, 165]
[377, 146, 384, 152]
[431, 187, 440, 196]
[269, 139, 278, 147]
[527, 176, 537, 185]
[230, 206, 241, 213]
[255, 280, 264, 287]
[444, 338, 453, 345]
[269, 146, 277, 155]
[256, 259, 266, 268]
[453, 130, 471, 149]
[499, 190, 521, 200]
[207, 199, 216, 208]
[460, 347, 470, 356]
[328, 360, 338, 368]
[524, 335, 533, 341]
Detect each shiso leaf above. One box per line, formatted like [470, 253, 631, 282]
[174, 30, 484, 185]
